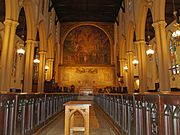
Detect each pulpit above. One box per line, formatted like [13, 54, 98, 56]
[64, 101, 91, 135]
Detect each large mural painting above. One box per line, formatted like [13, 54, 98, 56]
[63, 25, 111, 65]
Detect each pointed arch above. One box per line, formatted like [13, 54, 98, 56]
[47, 34, 55, 59]
[62, 24, 113, 47]
[126, 21, 135, 52]
[152, 0, 166, 21]
[69, 109, 86, 121]
[23, 0, 36, 40]
[136, 4, 148, 40]
[119, 35, 126, 58]
[39, 20, 47, 51]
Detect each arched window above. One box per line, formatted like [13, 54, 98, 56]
[169, 37, 179, 75]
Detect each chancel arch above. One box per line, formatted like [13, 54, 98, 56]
[59, 24, 115, 92]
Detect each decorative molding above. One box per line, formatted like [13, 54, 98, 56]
[128, 0, 133, 12]
[18, 0, 25, 8]
[76, 68, 98, 74]
[146, 0, 153, 8]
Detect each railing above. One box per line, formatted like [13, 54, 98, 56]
[0, 93, 77, 135]
[94, 92, 180, 135]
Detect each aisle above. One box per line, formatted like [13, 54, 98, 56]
[35, 103, 117, 135]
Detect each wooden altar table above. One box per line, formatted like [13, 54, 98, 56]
[64, 101, 91, 135]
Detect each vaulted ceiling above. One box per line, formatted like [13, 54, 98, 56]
[51, 0, 123, 22]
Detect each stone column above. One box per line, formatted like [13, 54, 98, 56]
[135, 40, 147, 93]
[127, 51, 134, 93]
[46, 58, 54, 81]
[55, 43, 60, 83]
[24, 40, 36, 92]
[37, 50, 46, 92]
[0, 19, 18, 91]
[114, 23, 118, 85]
[152, 21, 170, 91]
[60, 43, 63, 65]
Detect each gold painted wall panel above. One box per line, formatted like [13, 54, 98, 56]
[59, 66, 115, 88]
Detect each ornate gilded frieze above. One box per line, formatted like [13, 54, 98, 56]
[76, 68, 98, 74]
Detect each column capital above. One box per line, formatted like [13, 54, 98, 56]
[16, 42, 24, 48]
[4, 19, 19, 27]
[39, 50, 47, 54]
[134, 40, 146, 45]
[119, 58, 126, 62]
[47, 58, 54, 61]
[152, 20, 167, 28]
[26, 39, 37, 44]
[126, 51, 134, 55]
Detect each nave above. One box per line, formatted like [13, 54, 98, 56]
[34, 103, 117, 135]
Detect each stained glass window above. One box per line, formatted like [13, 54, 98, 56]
[170, 38, 179, 75]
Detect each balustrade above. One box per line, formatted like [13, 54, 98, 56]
[94, 92, 180, 135]
[0, 93, 77, 135]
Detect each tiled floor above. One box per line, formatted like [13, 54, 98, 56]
[35, 103, 117, 135]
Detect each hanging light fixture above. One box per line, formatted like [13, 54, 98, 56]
[146, 36, 154, 56]
[33, 47, 40, 64]
[146, 37, 154, 59]
[172, 0, 180, 42]
[17, 15, 26, 58]
[146, 15, 154, 59]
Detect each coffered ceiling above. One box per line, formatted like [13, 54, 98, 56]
[51, 0, 123, 22]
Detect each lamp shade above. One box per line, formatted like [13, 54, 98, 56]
[172, 30, 180, 38]
[123, 65, 128, 71]
[33, 58, 40, 63]
[17, 48, 25, 55]
[132, 59, 139, 65]
[146, 48, 154, 56]
[45, 65, 49, 70]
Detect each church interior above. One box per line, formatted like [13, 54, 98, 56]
[0, 0, 180, 135]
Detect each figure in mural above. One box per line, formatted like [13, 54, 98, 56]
[63, 25, 111, 65]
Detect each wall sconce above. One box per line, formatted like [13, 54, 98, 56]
[33, 58, 40, 64]
[132, 58, 139, 67]
[123, 65, 128, 72]
[17, 48, 25, 58]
